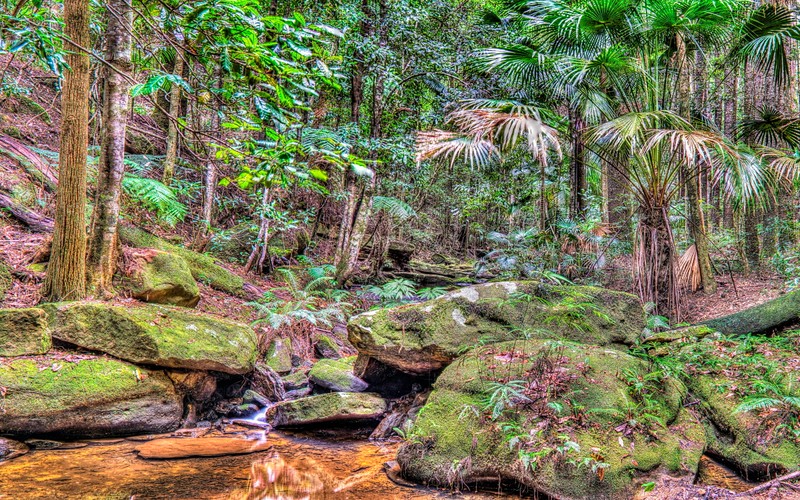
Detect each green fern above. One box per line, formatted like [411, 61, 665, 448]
[372, 196, 417, 220]
[122, 174, 188, 226]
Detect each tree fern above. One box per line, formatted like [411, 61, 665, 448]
[122, 174, 188, 226]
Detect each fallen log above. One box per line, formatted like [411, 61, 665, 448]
[701, 288, 800, 335]
[0, 191, 54, 233]
[0, 135, 58, 192]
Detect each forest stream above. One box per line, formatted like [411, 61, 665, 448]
[0, 426, 754, 499]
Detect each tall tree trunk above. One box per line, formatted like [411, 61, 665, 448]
[688, 50, 716, 294]
[198, 66, 222, 240]
[569, 110, 586, 220]
[86, 0, 133, 296]
[161, 43, 184, 185]
[44, 0, 90, 301]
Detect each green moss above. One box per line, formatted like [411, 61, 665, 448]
[308, 356, 367, 392]
[42, 301, 257, 374]
[266, 337, 293, 374]
[0, 355, 182, 436]
[348, 281, 645, 375]
[270, 392, 387, 426]
[701, 288, 800, 335]
[119, 226, 244, 296]
[0, 308, 51, 356]
[398, 339, 703, 498]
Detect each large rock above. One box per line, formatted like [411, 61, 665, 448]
[120, 226, 244, 296]
[308, 357, 368, 392]
[127, 250, 200, 308]
[0, 437, 28, 461]
[0, 354, 182, 437]
[269, 392, 387, 427]
[348, 281, 644, 374]
[43, 302, 257, 374]
[397, 339, 704, 499]
[0, 308, 51, 356]
[672, 334, 800, 479]
[265, 338, 293, 374]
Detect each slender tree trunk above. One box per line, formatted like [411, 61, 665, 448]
[689, 50, 716, 294]
[569, 110, 586, 220]
[44, 0, 90, 301]
[161, 42, 184, 185]
[86, 0, 133, 296]
[198, 66, 222, 238]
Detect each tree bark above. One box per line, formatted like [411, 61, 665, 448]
[44, 0, 90, 301]
[569, 110, 587, 220]
[161, 41, 184, 185]
[636, 206, 679, 319]
[86, 0, 133, 296]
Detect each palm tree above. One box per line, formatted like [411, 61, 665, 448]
[418, 0, 770, 318]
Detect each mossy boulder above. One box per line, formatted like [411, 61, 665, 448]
[266, 338, 293, 374]
[0, 308, 51, 356]
[314, 335, 341, 359]
[397, 339, 704, 499]
[701, 287, 800, 335]
[0, 354, 182, 437]
[127, 250, 200, 308]
[42, 302, 257, 374]
[348, 281, 645, 374]
[269, 392, 387, 427]
[674, 336, 800, 479]
[119, 225, 244, 296]
[308, 356, 368, 392]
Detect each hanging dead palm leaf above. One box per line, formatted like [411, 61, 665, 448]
[677, 244, 701, 292]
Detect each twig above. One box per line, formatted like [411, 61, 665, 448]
[736, 471, 800, 497]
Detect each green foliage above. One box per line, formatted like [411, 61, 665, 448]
[122, 175, 188, 227]
[360, 278, 447, 307]
[249, 266, 352, 329]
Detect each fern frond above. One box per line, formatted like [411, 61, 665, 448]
[372, 196, 417, 220]
[122, 175, 188, 226]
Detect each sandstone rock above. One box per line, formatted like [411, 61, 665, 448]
[0, 437, 28, 461]
[135, 436, 270, 459]
[348, 281, 644, 374]
[397, 339, 704, 499]
[0, 308, 51, 357]
[127, 250, 200, 308]
[43, 301, 257, 374]
[266, 338, 293, 374]
[308, 357, 368, 392]
[0, 355, 182, 437]
[269, 392, 387, 427]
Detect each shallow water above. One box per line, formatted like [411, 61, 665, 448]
[0, 430, 498, 499]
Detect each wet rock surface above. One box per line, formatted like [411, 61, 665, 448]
[269, 392, 388, 427]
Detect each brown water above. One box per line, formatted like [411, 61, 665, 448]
[0, 429, 498, 499]
[0, 427, 755, 499]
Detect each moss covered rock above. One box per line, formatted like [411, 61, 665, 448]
[674, 336, 800, 479]
[127, 250, 200, 308]
[308, 356, 368, 392]
[119, 225, 244, 296]
[43, 302, 257, 374]
[348, 281, 645, 374]
[0, 308, 51, 356]
[269, 392, 387, 427]
[0, 354, 182, 437]
[314, 335, 341, 359]
[397, 339, 704, 499]
[266, 338, 293, 374]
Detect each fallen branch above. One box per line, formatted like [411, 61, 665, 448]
[736, 470, 800, 497]
[0, 191, 54, 233]
[0, 135, 58, 192]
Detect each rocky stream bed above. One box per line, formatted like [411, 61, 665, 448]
[0, 280, 797, 498]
